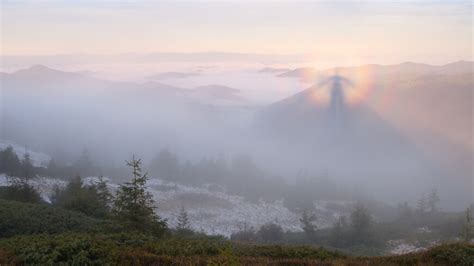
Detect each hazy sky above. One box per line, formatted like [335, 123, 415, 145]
[1, 0, 472, 65]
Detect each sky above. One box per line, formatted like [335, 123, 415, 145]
[0, 0, 472, 65]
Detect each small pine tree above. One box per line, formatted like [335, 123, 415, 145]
[50, 175, 111, 218]
[21, 153, 34, 179]
[330, 215, 348, 247]
[350, 202, 372, 244]
[112, 157, 167, 236]
[299, 209, 317, 239]
[231, 222, 256, 241]
[427, 189, 440, 213]
[257, 222, 284, 242]
[397, 201, 413, 219]
[75, 148, 96, 176]
[462, 205, 474, 242]
[47, 159, 58, 178]
[95, 176, 113, 215]
[417, 194, 427, 214]
[176, 206, 192, 235]
[0, 146, 22, 177]
[149, 149, 180, 181]
[1, 176, 43, 204]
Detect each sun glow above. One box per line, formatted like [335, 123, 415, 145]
[304, 64, 375, 107]
[346, 65, 375, 106]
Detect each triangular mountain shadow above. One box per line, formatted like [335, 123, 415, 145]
[254, 76, 439, 186]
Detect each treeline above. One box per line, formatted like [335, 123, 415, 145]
[1, 157, 168, 238]
[0, 146, 40, 179]
[148, 149, 350, 206]
[149, 150, 286, 202]
[0, 146, 100, 180]
[1, 146, 350, 207]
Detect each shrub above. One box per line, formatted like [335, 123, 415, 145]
[0, 177, 43, 204]
[51, 175, 111, 218]
[257, 223, 284, 242]
[0, 199, 103, 237]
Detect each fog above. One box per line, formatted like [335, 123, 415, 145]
[0, 58, 472, 210]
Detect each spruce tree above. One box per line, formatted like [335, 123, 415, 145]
[462, 205, 474, 242]
[299, 209, 317, 239]
[50, 175, 111, 218]
[417, 194, 427, 214]
[113, 157, 167, 236]
[330, 215, 348, 247]
[0, 146, 21, 176]
[47, 159, 58, 178]
[350, 202, 372, 244]
[176, 206, 192, 235]
[427, 189, 440, 213]
[95, 176, 113, 212]
[3, 176, 43, 203]
[21, 152, 34, 179]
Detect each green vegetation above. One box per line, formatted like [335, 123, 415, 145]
[0, 146, 472, 264]
[0, 232, 472, 265]
[51, 175, 112, 218]
[0, 199, 103, 237]
[0, 177, 43, 204]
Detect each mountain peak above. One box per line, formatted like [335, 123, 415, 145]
[13, 65, 63, 75]
[10, 65, 84, 80]
[28, 64, 51, 71]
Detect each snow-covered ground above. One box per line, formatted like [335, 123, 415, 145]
[388, 238, 440, 255]
[388, 240, 426, 255]
[148, 178, 302, 236]
[139, 178, 352, 236]
[0, 172, 352, 237]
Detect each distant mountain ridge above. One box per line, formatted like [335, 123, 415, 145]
[277, 61, 474, 81]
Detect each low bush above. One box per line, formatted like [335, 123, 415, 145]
[0, 233, 472, 265]
[0, 199, 105, 237]
[0, 233, 344, 264]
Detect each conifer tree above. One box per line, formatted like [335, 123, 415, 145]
[95, 176, 113, 212]
[299, 209, 317, 239]
[113, 157, 167, 236]
[462, 205, 474, 242]
[176, 206, 192, 235]
[50, 175, 111, 218]
[47, 159, 58, 178]
[330, 215, 348, 247]
[417, 194, 427, 214]
[350, 203, 372, 244]
[427, 189, 440, 213]
[21, 152, 34, 179]
[0, 146, 21, 176]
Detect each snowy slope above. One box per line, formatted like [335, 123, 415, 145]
[0, 173, 352, 237]
[147, 178, 350, 236]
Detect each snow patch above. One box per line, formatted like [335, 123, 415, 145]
[0, 174, 352, 237]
